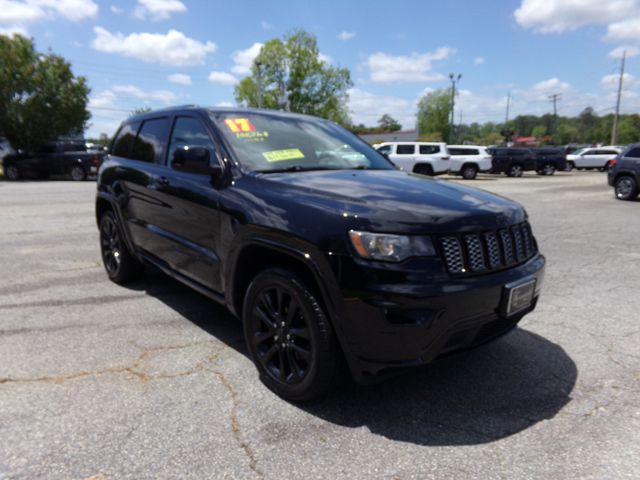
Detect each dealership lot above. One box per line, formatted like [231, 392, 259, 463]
[0, 173, 638, 479]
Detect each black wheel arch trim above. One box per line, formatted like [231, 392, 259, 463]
[95, 190, 140, 263]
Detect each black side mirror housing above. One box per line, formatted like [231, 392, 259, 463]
[171, 146, 222, 177]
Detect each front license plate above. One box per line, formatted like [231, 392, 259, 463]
[505, 279, 536, 316]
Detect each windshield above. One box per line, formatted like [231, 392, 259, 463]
[211, 112, 395, 173]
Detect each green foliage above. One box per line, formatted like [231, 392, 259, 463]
[234, 30, 353, 125]
[378, 114, 401, 132]
[86, 133, 112, 147]
[531, 125, 547, 137]
[416, 89, 451, 141]
[0, 34, 90, 149]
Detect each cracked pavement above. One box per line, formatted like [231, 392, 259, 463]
[0, 172, 638, 479]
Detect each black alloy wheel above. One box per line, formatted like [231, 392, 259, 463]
[99, 211, 144, 283]
[243, 269, 342, 401]
[507, 164, 524, 177]
[461, 164, 478, 180]
[614, 176, 638, 201]
[70, 165, 86, 181]
[4, 164, 19, 180]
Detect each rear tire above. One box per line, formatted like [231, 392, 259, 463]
[541, 163, 556, 176]
[4, 164, 19, 180]
[70, 165, 86, 181]
[566, 161, 575, 171]
[413, 164, 434, 176]
[507, 164, 524, 177]
[242, 268, 343, 402]
[614, 176, 638, 201]
[461, 164, 478, 180]
[99, 210, 145, 283]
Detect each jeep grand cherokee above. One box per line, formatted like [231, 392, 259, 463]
[96, 107, 545, 401]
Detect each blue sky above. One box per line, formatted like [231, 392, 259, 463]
[2, 0, 640, 137]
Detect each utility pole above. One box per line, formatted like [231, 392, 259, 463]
[611, 50, 626, 145]
[255, 60, 263, 108]
[548, 93, 562, 116]
[505, 91, 511, 124]
[449, 73, 462, 143]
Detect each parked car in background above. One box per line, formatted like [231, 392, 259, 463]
[96, 106, 545, 401]
[531, 148, 567, 175]
[488, 148, 537, 177]
[0, 137, 14, 163]
[446, 145, 492, 179]
[376, 142, 450, 175]
[566, 147, 621, 171]
[608, 144, 640, 201]
[2, 141, 105, 181]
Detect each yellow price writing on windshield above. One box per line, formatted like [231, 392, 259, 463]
[262, 149, 305, 162]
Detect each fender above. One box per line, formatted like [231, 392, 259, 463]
[95, 189, 140, 262]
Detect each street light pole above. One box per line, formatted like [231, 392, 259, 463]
[255, 60, 263, 109]
[449, 73, 462, 143]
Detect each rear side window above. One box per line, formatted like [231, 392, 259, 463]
[508, 149, 525, 156]
[168, 117, 218, 166]
[600, 150, 618, 155]
[396, 144, 415, 154]
[419, 145, 440, 154]
[131, 118, 170, 163]
[63, 143, 86, 153]
[625, 148, 640, 158]
[112, 122, 140, 158]
[449, 148, 479, 156]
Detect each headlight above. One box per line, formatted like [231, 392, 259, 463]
[348, 230, 436, 262]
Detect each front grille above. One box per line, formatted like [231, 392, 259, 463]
[439, 222, 537, 276]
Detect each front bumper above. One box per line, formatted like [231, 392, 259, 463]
[337, 254, 545, 382]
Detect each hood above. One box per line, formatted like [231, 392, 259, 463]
[254, 169, 525, 234]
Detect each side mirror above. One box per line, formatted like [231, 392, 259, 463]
[171, 146, 222, 176]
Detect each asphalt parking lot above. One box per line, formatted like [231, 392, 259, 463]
[0, 171, 638, 479]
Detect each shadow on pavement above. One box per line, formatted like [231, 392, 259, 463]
[127, 269, 577, 447]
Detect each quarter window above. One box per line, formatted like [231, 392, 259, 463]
[376, 145, 392, 155]
[396, 144, 415, 155]
[112, 122, 140, 159]
[131, 118, 170, 164]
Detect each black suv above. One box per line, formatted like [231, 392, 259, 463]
[531, 148, 567, 175]
[489, 148, 537, 177]
[608, 144, 640, 200]
[96, 107, 545, 401]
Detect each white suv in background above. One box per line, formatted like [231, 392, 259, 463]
[447, 145, 492, 179]
[375, 142, 449, 175]
[567, 147, 621, 171]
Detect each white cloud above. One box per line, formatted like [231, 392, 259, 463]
[608, 45, 640, 58]
[0, 0, 98, 24]
[215, 101, 235, 107]
[91, 27, 217, 66]
[133, 0, 186, 20]
[318, 52, 332, 64]
[514, 0, 637, 33]
[338, 30, 356, 40]
[261, 20, 272, 30]
[532, 77, 571, 92]
[0, 24, 28, 35]
[601, 72, 636, 89]
[348, 88, 414, 128]
[474, 56, 485, 65]
[168, 73, 191, 85]
[230, 42, 263, 76]
[606, 16, 640, 41]
[208, 71, 238, 86]
[111, 84, 177, 103]
[110, 5, 123, 14]
[366, 47, 454, 83]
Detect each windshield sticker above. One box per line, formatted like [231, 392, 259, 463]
[225, 118, 256, 133]
[236, 131, 269, 141]
[262, 148, 305, 162]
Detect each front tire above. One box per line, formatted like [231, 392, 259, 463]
[99, 210, 145, 283]
[70, 165, 86, 181]
[614, 176, 638, 201]
[242, 268, 342, 402]
[566, 161, 575, 171]
[541, 163, 556, 176]
[4, 164, 19, 180]
[461, 164, 478, 180]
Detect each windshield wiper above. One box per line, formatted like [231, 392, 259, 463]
[254, 165, 338, 174]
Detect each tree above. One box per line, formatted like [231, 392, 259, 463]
[416, 89, 451, 140]
[531, 125, 547, 138]
[234, 30, 353, 125]
[0, 34, 90, 149]
[378, 114, 401, 132]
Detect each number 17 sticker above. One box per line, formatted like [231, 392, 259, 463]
[225, 118, 256, 133]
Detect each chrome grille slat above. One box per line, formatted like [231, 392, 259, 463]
[440, 222, 537, 276]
